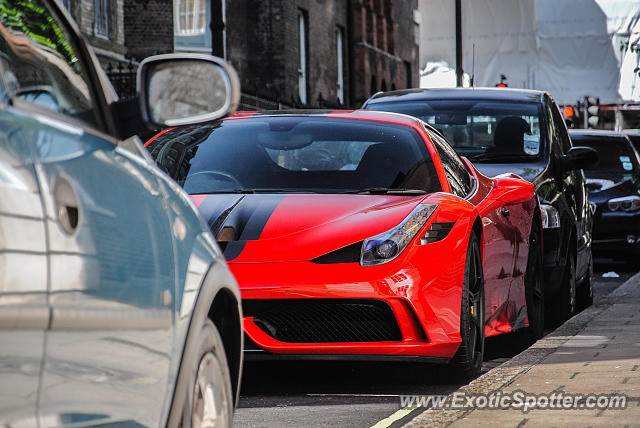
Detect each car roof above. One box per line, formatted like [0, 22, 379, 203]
[225, 109, 436, 131]
[364, 87, 546, 105]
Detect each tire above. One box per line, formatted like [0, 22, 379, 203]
[450, 232, 485, 381]
[577, 253, 593, 310]
[523, 222, 544, 342]
[181, 319, 233, 428]
[558, 250, 577, 323]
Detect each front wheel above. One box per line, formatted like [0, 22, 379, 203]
[450, 232, 485, 381]
[182, 319, 233, 428]
[523, 222, 544, 342]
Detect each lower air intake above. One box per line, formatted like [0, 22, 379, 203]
[243, 299, 402, 343]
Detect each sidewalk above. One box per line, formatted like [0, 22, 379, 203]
[406, 272, 640, 427]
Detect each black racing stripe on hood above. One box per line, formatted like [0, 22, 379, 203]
[198, 194, 246, 232]
[222, 194, 286, 261]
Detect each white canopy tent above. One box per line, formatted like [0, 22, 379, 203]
[419, 0, 640, 104]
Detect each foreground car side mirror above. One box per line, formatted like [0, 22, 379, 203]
[561, 146, 598, 171]
[138, 53, 240, 127]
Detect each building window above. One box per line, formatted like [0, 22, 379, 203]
[298, 9, 308, 104]
[336, 27, 344, 104]
[62, 0, 71, 12]
[175, 0, 207, 36]
[94, 0, 108, 39]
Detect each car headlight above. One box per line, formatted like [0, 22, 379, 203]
[361, 204, 437, 266]
[607, 195, 640, 212]
[540, 204, 560, 229]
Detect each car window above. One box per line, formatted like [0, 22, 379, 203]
[551, 102, 572, 154]
[0, 0, 98, 127]
[571, 135, 640, 177]
[146, 117, 443, 195]
[428, 129, 472, 197]
[366, 99, 545, 161]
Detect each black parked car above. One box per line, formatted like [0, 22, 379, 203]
[569, 130, 640, 265]
[363, 88, 598, 322]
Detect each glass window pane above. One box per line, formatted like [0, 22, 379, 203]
[146, 117, 443, 195]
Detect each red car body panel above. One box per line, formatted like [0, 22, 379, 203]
[166, 110, 539, 360]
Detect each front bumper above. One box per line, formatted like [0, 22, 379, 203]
[228, 235, 470, 360]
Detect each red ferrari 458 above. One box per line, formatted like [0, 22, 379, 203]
[146, 110, 544, 378]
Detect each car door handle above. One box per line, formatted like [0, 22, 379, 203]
[53, 176, 80, 234]
[501, 207, 510, 219]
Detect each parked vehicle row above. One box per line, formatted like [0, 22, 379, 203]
[1, 1, 610, 426]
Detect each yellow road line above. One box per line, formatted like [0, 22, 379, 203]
[370, 406, 420, 428]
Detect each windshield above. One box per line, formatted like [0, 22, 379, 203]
[146, 117, 442, 195]
[570, 136, 640, 180]
[366, 100, 546, 161]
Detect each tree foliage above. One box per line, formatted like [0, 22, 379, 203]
[0, 0, 76, 66]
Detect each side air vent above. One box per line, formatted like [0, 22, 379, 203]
[419, 222, 455, 245]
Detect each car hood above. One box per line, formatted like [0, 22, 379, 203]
[473, 162, 545, 184]
[190, 193, 424, 263]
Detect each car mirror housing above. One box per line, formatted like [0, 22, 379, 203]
[561, 146, 598, 171]
[491, 175, 536, 205]
[138, 53, 240, 128]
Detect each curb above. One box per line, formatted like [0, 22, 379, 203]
[404, 271, 640, 427]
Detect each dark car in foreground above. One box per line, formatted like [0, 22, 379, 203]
[0, 1, 243, 426]
[146, 110, 545, 380]
[363, 88, 598, 321]
[569, 130, 640, 265]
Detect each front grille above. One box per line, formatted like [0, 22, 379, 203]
[243, 299, 402, 343]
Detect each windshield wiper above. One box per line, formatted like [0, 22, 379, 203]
[350, 187, 428, 195]
[469, 153, 533, 163]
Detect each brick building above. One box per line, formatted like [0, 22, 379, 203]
[60, 0, 173, 66]
[62, 0, 419, 108]
[222, 0, 349, 107]
[350, 0, 420, 106]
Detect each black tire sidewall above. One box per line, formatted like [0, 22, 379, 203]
[451, 232, 484, 380]
[561, 251, 577, 319]
[524, 222, 544, 341]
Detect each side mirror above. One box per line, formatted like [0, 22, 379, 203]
[561, 146, 598, 171]
[492, 176, 536, 205]
[138, 53, 240, 127]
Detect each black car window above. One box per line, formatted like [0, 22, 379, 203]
[428, 129, 472, 197]
[146, 117, 443, 195]
[625, 133, 640, 154]
[0, 0, 97, 127]
[365, 99, 546, 162]
[571, 135, 640, 178]
[551, 102, 572, 154]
